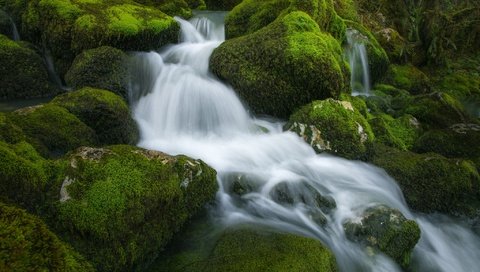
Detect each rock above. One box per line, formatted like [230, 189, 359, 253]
[65, 46, 130, 99]
[344, 205, 421, 268]
[0, 112, 25, 144]
[369, 113, 420, 150]
[51, 145, 218, 271]
[383, 64, 430, 95]
[369, 143, 480, 215]
[0, 202, 94, 271]
[51, 87, 138, 145]
[8, 104, 98, 157]
[205, 0, 241, 11]
[286, 98, 374, 159]
[0, 34, 57, 100]
[211, 11, 349, 118]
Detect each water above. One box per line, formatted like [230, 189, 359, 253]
[42, 45, 69, 90]
[346, 28, 371, 96]
[130, 12, 480, 271]
[9, 16, 20, 41]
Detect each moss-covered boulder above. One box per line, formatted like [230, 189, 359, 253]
[0, 202, 94, 271]
[65, 46, 129, 99]
[369, 113, 420, 151]
[211, 11, 349, 118]
[153, 226, 337, 272]
[51, 88, 138, 145]
[0, 141, 51, 211]
[0, 112, 25, 143]
[0, 34, 57, 100]
[383, 64, 430, 94]
[285, 99, 374, 159]
[8, 104, 98, 157]
[205, 0, 240, 11]
[50, 145, 217, 271]
[344, 205, 420, 268]
[369, 144, 480, 214]
[133, 0, 194, 18]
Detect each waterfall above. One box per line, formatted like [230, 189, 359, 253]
[42, 46, 69, 90]
[9, 16, 20, 41]
[130, 12, 480, 271]
[346, 28, 371, 96]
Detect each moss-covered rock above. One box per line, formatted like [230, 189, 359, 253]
[369, 113, 420, 150]
[369, 144, 480, 214]
[211, 11, 349, 118]
[50, 145, 217, 271]
[383, 64, 430, 94]
[285, 98, 374, 159]
[0, 202, 94, 271]
[51, 87, 138, 145]
[134, 0, 193, 18]
[153, 226, 338, 272]
[8, 104, 98, 157]
[0, 34, 57, 99]
[344, 205, 420, 268]
[65, 46, 129, 99]
[205, 0, 240, 11]
[0, 112, 25, 143]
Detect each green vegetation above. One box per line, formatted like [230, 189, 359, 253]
[211, 11, 348, 118]
[368, 113, 420, 150]
[50, 145, 217, 271]
[205, 0, 240, 11]
[383, 64, 430, 94]
[51, 87, 138, 145]
[0, 202, 94, 271]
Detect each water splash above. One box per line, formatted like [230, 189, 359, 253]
[130, 12, 480, 271]
[346, 28, 371, 96]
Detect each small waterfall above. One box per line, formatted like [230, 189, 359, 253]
[42, 46, 69, 90]
[9, 16, 20, 41]
[346, 28, 371, 96]
[130, 12, 480, 271]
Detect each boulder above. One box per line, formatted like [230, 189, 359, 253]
[369, 113, 420, 151]
[383, 64, 430, 95]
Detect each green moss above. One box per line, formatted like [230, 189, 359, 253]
[211, 12, 348, 118]
[369, 113, 420, 150]
[286, 98, 374, 159]
[0, 112, 25, 143]
[65, 46, 129, 99]
[51, 87, 138, 145]
[384, 64, 430, 94]
[51, 145, 217, 271]
[204, 0, 240, 11]
[9, 104, 98, 157]
[369, 143, 480, 214]
[0, 202, 94, 271]
[333, 0, 358, 21]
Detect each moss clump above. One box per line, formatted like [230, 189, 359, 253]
[369, 113, 420, 150]
[8, 104, 98, 157]
[383, 64, 430, 94]
[0, 141, 50, 211]
[369, 144, 480, 214]
[0, 202, 94, 271]
[65, 46, 129, 99]
[51, 145, 217, 271]
[286, 98, 374, 159]
[344, 205, 420, 268]
[0, 112, 25, 143]
[211, 12, 349, 118]
[51, 87, 138, 145]
[204, 0, 240, 11]
[0, 34, 57, 100]
[153, 226, 337, 272]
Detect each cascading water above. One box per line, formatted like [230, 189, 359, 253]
[130, 12, 480, 271]
[346, 28, 371, 96]
[9, 16, 20, 41]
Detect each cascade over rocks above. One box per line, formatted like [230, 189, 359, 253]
[210, 11, 349, 118]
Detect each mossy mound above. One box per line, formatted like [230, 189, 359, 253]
[0, 141, 50, 211]
[344, 205, 420, 268]
[153, 226, 337, 272]
[51, 87, 138, 146]
[8, 104, 98, 157]
[369, 113, 420, 151]
[383, 64, 430, 95]
[51, 145, 217, 271]
[369, 144, 480, 214]
[205, 0, 240, 11]
[0, 202, 94, 271]
[211, 11, 349, 118]
[65, 46, 129, 99]
[130, 0, 194, 18]
[285, 98, 374, 159]
[0, 112, 25, 144]
[0, 34, 57, 100]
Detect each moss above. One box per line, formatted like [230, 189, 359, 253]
[152, 226, 337, 272]
[51, 87, 138, 145]
[369, 113, 420, 150]
[383, 64, 430, 94]
[8, 104, 98, 157]
[204, 0, 240, 11]
[0, 34, 57, 99]
[0, 112, 25, 143]
[211, 12, 349, 118]
[50, 145, 217, 271]
[0, 202, 94, 271]
[344, 205, 420, 268]
[65, 46, 129, 99]
[0, 9, 14, 38]
[369, 143, 480, 214]
[286, 98, 374, 159]
[333, 0, 358, 21]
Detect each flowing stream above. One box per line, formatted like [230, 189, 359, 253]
[346, 28, 371, 96]
[130, 12, 480, 271]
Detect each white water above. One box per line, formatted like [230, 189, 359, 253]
[131, 12, 480, 271]
[9, 16, 20, 41]
[346, 28, 371, 96]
